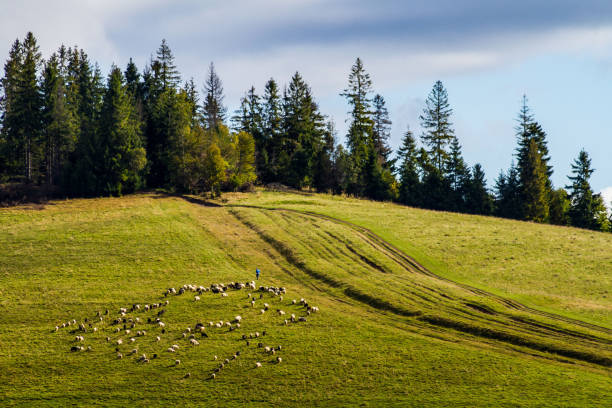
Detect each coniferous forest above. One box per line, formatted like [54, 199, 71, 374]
[1, 33, 610, 232]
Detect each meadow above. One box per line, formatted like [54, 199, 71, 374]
[0, 192, 610, 407]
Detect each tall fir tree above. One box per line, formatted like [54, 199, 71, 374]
[261, 78, 282, 182]
[156, 39, 180, 92]
[521, 138, 549, 222]
[444, 137, 470, 211]
[96, 66, 146, 195]
[566, 150, 610, 231]
[202, 62, 226, 130]
[420, 80, 454, 173]
[371, 94, 393, 168]
[340, 58, 373, 193]
[0, 39, 24, 178]
[15, 32, 44, 182]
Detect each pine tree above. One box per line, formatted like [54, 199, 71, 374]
[340, 58, 373, 192]
[202, 62, 226, 129]
[521, 138, 549, 222]
[566, 150, 610, 231]
[397, 127, 421, 206]
[420, 80, 454, 172]
[371, 94, 393, 167]
[313, 121, 336, 193]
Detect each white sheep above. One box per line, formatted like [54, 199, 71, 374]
[278, 310, 285, 316]
[260, 309, 265, 314]
[234, 315, 242, 322]
[117, 352, 123, 359]
[190, 339, 199, 346]
[276, 357, 282, 363]
[158, 322, 165, 328]
[194, 296, 200, 301]
[264, 346, 271, 353]
[255, 362, 262, 368]
[175, 359, 181, 366]
[292, 299, 296, 304]
[211, 373, 216, 379]
[167, 347, 175, 353]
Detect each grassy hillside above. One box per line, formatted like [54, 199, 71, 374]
[0, 193, 610, 407]
[222, 191, 612, 327]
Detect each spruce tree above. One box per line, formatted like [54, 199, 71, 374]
[444, 137, 470, 211]
[97, 66, 146, 195]
[156, 39, 180, 91]
[15, 32, 44, 182]
[202, 62, 226, 129]
[340, 58, 373, 192]
[495, 163, 522, 219]
[371, 94, 393, 167]
[566, 150, 610, 231]
[521, 138, 549, 222]
[420, 80, 454, 172]
[0, 39, 23, 178]
[465, 164, 493, 215]
[397, 127, 421, 206]
[261, 78, 282, 181]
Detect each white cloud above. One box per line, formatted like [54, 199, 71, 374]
[601, 187, 612, 214]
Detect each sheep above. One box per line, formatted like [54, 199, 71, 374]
[215, 323, 222, 328]
[291, 314, 296, 322]
[175, 360, 181, 366]
[278, 310, 285, 316]
[141, 330, 146, 336]
[54, 326, 59, 332]
[264, 346, 271, 353]
[172, 344, 180, 350]
[222, 292, 228, 297]
[158, 322, 165, 328]
[234, 315, 242, 323]
[194, 296, 200, 301]
[106, 337, 111, 342]
[225, 322, 232, 328]
[247, 293, 251, 298]
[224, 358, 230, 364]
[167, 347, 175, 353]
[276, 357, 282, 363]
[255, 362, 262, 368]
[251, 300, 256, 307]
[276, 345, 282, 351]
[184, 373, 191, 378]
[214, 355, 218, 361]
[291, 299, 296, 305]
[182, 333, 187, 338]
[284, 319, 288, 325]
[114, 327, 121, 333]
[260, 309, 266, 314]
[117, 352, 123, 359]
[125, 329, 131, 335]
[255, 332, 260, 338]
[119, 308, 127, 314]
[130, 338, 136, 343]
[130, 348, 138, 355]
[299, 317, 307, 322]
[190, 339, 199, 346]
[93, 327, 98, 333]
[211, 373, 216, 379]
[156, 336, 161, 342]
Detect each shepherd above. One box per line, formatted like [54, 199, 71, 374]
[256, 268, 261, 280]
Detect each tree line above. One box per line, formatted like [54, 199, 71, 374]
[1, 33, 610, 232]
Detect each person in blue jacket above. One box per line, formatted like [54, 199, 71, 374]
[256, 268, 260, 280]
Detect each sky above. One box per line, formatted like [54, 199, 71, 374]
[1, 0, 611, 206]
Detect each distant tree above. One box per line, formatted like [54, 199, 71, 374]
[420, 80, 454, 172]
[227, 131, 256, 190]
[444, 137, 470, 211]
[495, 164, 522, 219]
[203, 143, 227, 197]
[397, 127, 421, 206]
[548, 188, 570, 226]
[313, 121, 336, 193]
[371, 94, 393, 168]
[202, 62, 226, 129]
[418, 148, 451, 211]
[566, 150, 610, 231]
[465, 164, 494, 215]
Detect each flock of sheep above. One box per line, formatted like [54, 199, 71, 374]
[54, 280, 319, 380]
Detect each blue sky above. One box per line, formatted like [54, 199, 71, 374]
[1, 0, 611, 205]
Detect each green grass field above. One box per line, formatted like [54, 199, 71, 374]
[0, 192, 610, 407]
